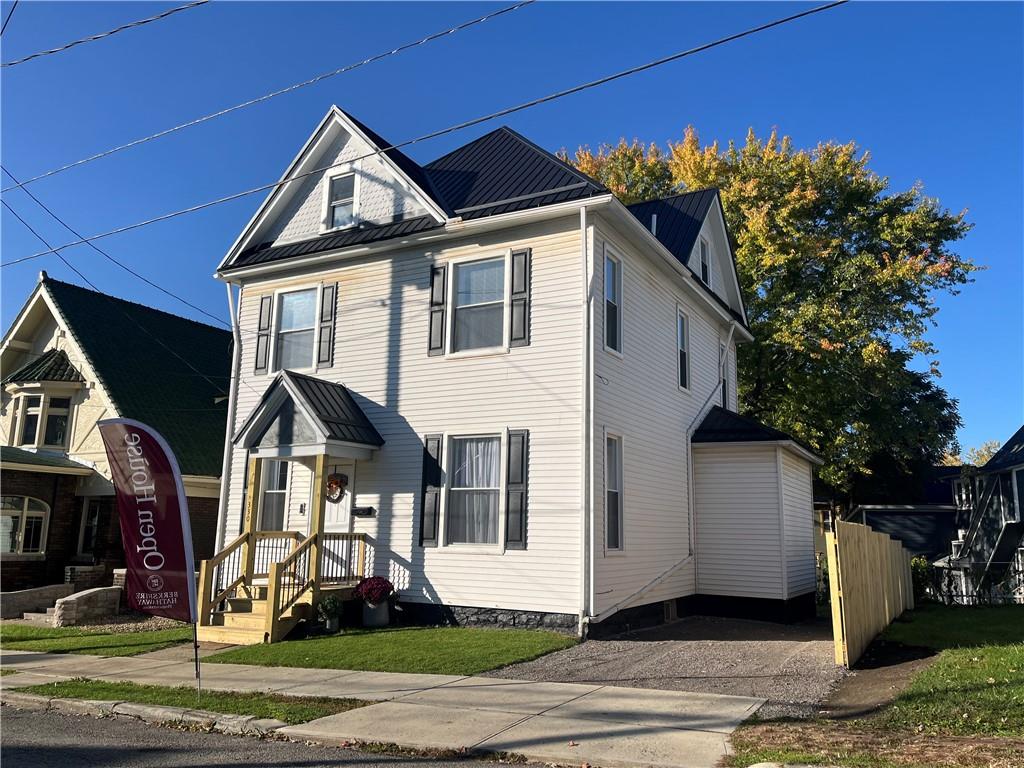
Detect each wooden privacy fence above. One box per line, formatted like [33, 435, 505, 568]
[826, 520, 915, 667]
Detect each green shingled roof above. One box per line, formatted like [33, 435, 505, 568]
[2, 348, 83, 385]
[1, 445, 92, 472]
[43, 277, 232, 477]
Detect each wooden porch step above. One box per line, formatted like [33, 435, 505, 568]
[197, 615, 302, 645]
[213, 603, 310, 629]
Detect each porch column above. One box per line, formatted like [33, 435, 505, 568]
[241, 453, 262, 587]
[308, 453, 328, 602]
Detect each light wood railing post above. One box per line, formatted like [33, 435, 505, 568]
[264, 561, 282, 644]
[198, 559, 214, 627]
[308, 454, 328, 606]
[357, 536, 367, 581]
[241, 455, 262, 592]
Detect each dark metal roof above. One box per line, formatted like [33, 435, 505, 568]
[2, 347, 83, 385]
[1, 445, 92, 472]
[285, 371, 384, 447]
[983, 424, 1024, 472]
[43, 277, 231, 477]
[232, 215, 440, 269]
[692, 405, 795, 444]
[423, 126, 608, 220]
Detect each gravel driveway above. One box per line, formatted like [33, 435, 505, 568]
[488, 616, 845, 719]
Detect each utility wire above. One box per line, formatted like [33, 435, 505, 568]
[1, 0, 19, 37]
[1, 0, 536, 192]
[2, 165, 231, 329]
[2, 198, 230, 396]
[1, 0, 209, 68]
[2, 0, 849, 266]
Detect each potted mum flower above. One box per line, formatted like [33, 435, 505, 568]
[353, 576, 395, 628]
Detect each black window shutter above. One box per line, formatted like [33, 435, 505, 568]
[317, 283, 337, 366]
[428, 265, 447, 356]
[254, 295, 273, 374]
[509, 248, 531, 347]
[505, 429, 528, 550]
[419, 434, 443, 547]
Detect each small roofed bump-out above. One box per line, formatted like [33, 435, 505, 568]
[693, 405, 819, 458]
[1, 347, 83, 385]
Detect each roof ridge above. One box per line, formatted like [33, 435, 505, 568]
[627, 187, 719, 208]
[423, 125, 508, 169]
[43, 276, 231, 336]
[494, 126, 609, 192]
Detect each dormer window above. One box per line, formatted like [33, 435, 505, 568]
[699, 237, 711, 287]
[12, 392, 73, 450]
[326, 172, 357, 230]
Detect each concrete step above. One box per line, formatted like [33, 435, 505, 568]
[21, 612, 53, 625]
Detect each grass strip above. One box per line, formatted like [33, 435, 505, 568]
[206, 626, 577, 675]
[19, 678, 366, 725]
[0, 624, 191, 657]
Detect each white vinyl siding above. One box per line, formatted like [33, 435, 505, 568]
[781, 450, 816, 597]
[224, 216, 584, 616]
[693, 444, 784, 600]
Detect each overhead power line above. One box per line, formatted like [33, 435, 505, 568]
[1, 0, 19, 37]
[2, 0, 849, 267]
[1, 0, 209, 68]
[1, 0, 536, 192]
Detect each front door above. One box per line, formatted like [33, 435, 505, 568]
[324, 460, 355, 533]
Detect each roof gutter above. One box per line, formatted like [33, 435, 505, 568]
[691, 438, 825, 466]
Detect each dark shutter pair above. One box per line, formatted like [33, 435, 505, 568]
[253, 284, 337, 374]
[426, 248, 531, 355]
[419, 429, 529, 549]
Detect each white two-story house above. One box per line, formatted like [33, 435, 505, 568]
[201, 107, 821, 643]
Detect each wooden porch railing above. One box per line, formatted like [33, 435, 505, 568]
[321, 532, 368, 585]
[252, 531, 304, 577]
[265, 534, 317, 643]
[197, 532, 247, 627]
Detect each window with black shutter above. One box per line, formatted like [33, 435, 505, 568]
[509, 248, 531, 347]
[254, 295, 273, 374]
[428, 265, 447, 356]
[317, 283, 337, 366]
[505, 429, 529, 549]
[419, 434, 443, 546]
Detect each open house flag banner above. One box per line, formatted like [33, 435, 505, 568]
[98, 419, 197, 624]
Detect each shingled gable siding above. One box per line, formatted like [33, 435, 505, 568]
[265, 130, 428, 246]
[780, 449, 816, 597]
[589, 218, 736, 617]
[693, 444, 785, 600]
[223, 215, 584, 616]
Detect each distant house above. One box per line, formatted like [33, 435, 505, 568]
[1, 274, 231, 591]
[940, 425, 1024, 604]
[198, 107, 822, 643]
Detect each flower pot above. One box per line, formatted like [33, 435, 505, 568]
[325, 616, 340, 633]
[362, 600, 389, 628]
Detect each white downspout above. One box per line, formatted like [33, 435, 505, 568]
[214, 282, 243, 553]
[579, 205, 594, 637]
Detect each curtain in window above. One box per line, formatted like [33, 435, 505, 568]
[448, 436, 500, 544]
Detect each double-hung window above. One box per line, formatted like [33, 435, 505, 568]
[44, 397, 71, 447]
[260, 461, 289, 531]
[327, 173, 357, 230]
[605, 435, 623, 550]
[677, 311, 690, 390]
[605, 250, 622, 353]
[452, 257, 505, 352]
[1, 496, 49, 555]
[17, 395, 41, 446]
[15, 393, 72, 449]
[447, 435, 501, 544]
[699, 238, 711, 287]
[274, 289, 317, 370]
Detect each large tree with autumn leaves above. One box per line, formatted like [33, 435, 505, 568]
[564, 130, 976, 488]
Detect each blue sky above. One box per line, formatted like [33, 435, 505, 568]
[1, 1, 1021, 451]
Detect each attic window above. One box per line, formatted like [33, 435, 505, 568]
[13, 392, 73, 450]
[699, 237, 711, 287]
[327, 172, 357, 230]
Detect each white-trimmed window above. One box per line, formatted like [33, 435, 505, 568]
[452, 257, 506, 353]
[446, 435, 501, 544]
[260, 460, 289, 531]
[677, 311, 690, 390]
[604, 249, 622, 353]
[605, 434, 623, 550]
[326, 172, 358, 230]
[14, 393, 73, 449]
[78, 498, 102, 557]
[1, 496, 49, 555]
[274, 288, 317, 371]
[699, 237, 711, 287]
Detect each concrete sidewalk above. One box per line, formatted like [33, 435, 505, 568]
[0, 649, 763, 768]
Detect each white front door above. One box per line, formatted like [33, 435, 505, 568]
[324, 460, 355, 533]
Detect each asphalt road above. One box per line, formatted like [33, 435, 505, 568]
[0, 707, 499, 768]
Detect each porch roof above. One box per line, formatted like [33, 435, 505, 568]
[234, 370, 384, 450]
[2, 348, 83, 385]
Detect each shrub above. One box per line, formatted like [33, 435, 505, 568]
[353, 576, 394, 605]
[910, 556, 932, 603]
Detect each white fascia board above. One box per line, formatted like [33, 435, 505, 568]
[0, 462, 93, 477]
[0, 280, 47, 351]
[217, 195, 612, 282]
[599, 200, 754, 342]
[692, 439, 823, 466]
[709, 194, 748, 321]
[218, 107, 448, 272]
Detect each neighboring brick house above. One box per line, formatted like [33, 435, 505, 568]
[1, 274, 231, 591]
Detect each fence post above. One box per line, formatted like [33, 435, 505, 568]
[825, 526, 847, 666]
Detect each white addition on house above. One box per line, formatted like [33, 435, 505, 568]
[200, 107, 822, 643]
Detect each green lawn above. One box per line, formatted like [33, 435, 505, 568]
[19, 678, 365, 724]
[729, 604, 1024, 768]
[0, 623, 191, 656]
[206, 626, 577, 675]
